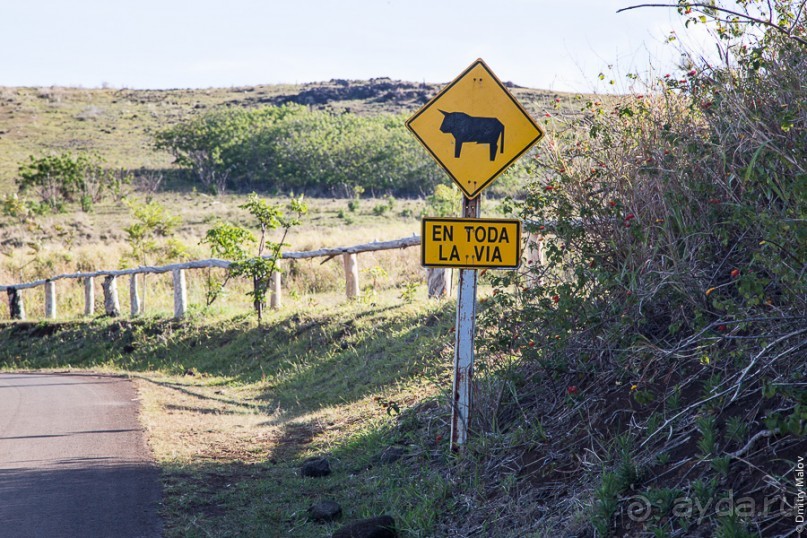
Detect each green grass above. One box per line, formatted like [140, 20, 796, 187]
[0, 289, 460, 537]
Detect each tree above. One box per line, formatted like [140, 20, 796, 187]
[16, 152, 130, 212]
[154, 106, 298, 194]
[123, 199, 185, 311]
[202, 194, 307, 322]
[199, 222, 255, 306]
[619, 1, 806, 47]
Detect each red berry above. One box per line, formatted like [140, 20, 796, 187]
[730, 268, 740, 279]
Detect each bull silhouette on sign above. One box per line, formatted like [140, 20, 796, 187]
[439, 110, 505, 162]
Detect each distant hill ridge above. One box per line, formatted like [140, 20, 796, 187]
[0, 79, 567, 191]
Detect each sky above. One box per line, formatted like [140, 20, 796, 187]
[0, 0, 705, 93]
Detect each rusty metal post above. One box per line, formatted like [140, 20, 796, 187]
[451, 195, 480, 451]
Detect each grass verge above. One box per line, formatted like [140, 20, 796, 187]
[0, 289, 463, 537]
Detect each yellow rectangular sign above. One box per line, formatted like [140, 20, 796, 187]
[422, 217, 521, 269]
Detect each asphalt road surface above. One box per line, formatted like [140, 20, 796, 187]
[0, 373, 162, 537]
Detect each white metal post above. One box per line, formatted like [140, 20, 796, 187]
[451, 195, 480, 451]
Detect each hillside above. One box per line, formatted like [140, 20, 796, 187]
[0, 79, 569, 194]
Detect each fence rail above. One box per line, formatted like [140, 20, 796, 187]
[1, 235, 429, 321]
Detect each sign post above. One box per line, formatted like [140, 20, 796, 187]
[406, 59, 544, 451]
[451, 195, 479, 448]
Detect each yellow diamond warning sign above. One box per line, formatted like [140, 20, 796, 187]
[406, 59, 544, 199]
[422, 217, 521, 269]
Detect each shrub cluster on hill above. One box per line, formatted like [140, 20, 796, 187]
[152, 105, 440, 197]
[153, 104, 538, 198]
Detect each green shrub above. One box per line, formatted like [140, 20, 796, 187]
[15, 152, 126, 212]
[155, 105, 448, 196]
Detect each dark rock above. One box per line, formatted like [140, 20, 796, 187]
[309, 500, 342, 522]
[379, 446, 406, 465]
[301, 456, 331, 478]
[332, 515, 397, 538]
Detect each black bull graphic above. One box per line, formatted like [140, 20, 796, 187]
[439, 111, 505, 161]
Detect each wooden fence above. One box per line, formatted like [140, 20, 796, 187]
[0, 229, 549, 322]
[0, 235, 431, 321]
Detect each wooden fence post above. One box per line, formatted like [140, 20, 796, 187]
[102, 275, 121, 317]
[84, 277, 95, 316]
[427, 268, 452, 298]
[343, 253, 359, 299]
[173, 269, 187, 319]
[270, 262, 282, 310]
[45, 281, 57, 319]
[7, 288, 25, 320]
[525, 233, 545, 287]
[130, 274, 141, 317]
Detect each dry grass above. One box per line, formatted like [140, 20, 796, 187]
[0, 194, 431, 320]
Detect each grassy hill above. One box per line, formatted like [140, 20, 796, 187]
[0, 80, 572, 194]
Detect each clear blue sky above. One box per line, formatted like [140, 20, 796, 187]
[0, 0, 698, 92]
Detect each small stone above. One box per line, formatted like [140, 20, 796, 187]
[309, 500, 342, 522]
[379, 446, 406, 465]
[301, 456, 331, 478]
[332, 515, 397, 538]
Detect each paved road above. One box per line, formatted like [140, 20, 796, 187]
[0, 373, 162, 538]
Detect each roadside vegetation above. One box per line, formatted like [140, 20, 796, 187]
[0, 1, 804, 537]
[473, 1, 806, 535]
[0, 291, 459, 537]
